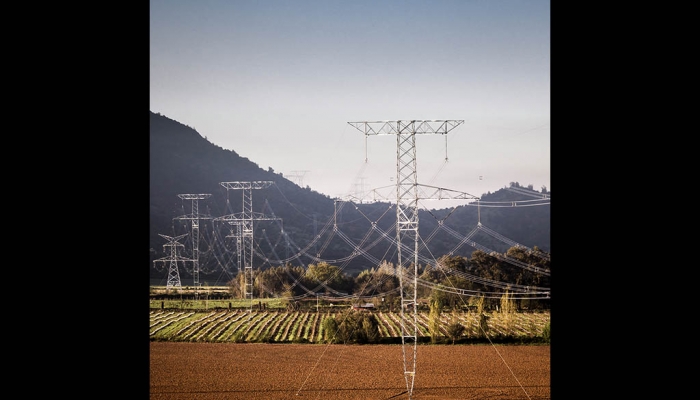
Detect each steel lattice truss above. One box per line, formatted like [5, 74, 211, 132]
[153, 233, 192, 290]
[348, 120, 468, 400]
[347, 120, 465, 136]
[215, 181, 277, 313]
[174, 194, 212, 288]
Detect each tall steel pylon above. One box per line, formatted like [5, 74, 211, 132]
[348, 120, 477, 400]
[153, 233, 191, 290]
[214, 181, 278, 312]
[174, 194, 211, 292]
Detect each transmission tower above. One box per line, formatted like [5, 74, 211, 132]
[285, 170, 310, 187]
[226, 221, 243, 277]
[214, 181, 279, 313]
[174, 194, 212, 292]
[353, 177, 367, 202]
[348, 120, 477, 400]
[153, 233, 191, 290]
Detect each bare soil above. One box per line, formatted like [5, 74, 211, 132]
[150, 342, 550, 399]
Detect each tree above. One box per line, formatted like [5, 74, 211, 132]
[322, 310, 380, 344]
[499, 290, 516, 330]
[360, 314, 380, 343]
[306, 262, 348, 290]
[255, 271, 273, 298]
[438, 275, 471, 308]
[468, 250, 504, 292]
[280, 285, 294, 310]
[227, 273, 244, 299]
[470, 295, 485, 315]
[479, 313, 490, 337]
[437, 255, 469, 272]
[445, 318, 465, 344]
[500, 290, 515, 313]
[428, 289, 446, 343]
[353, 268, 375, 296]
[322, 315, 339, 343]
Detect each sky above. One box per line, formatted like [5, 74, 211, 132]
[150, 0, 550, 206]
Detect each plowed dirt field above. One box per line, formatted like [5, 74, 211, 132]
[150, 342, 550, 399]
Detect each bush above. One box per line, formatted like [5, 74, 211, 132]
[322, 315, 339, 343]
[446, 322, 465, 344]
[322, 310, 381, 344]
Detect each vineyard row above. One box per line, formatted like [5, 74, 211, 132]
[149, 310, 550, 343]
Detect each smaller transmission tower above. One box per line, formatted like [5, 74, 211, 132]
[353, 177, 367, 202]
[285, 170, 310, 187]
[214, 181, 279, 313]
[174, 194, 212, 292]
[153, 233, 192, 290]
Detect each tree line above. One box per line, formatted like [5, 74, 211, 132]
[227, 245, 551, 312]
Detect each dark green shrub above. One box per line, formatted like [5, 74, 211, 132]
[322, 315, 339, 343]
[446, 322, 465, 344]
[321, 310, 380, 344]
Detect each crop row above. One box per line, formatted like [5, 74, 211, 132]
[149, 310, 550, 343]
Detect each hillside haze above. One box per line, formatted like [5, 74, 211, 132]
[149, 111, 550, 284]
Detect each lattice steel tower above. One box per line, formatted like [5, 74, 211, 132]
[348, 120, 477, 400]
[214, 181, 278, 312]
[285, 170, 310, 187]
[153, 233, 191, 290]
[174, 194, 212, 290]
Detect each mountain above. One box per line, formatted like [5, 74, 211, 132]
[149, 111, 550, 284]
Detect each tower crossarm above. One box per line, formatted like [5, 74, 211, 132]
[161, 241, 185, 250]
[177, 194, 212, 200]
[174, 213, 213, 221]
[158, 233, 188, 243]
[348, 120, 464, 135]
[213, 213, 280, 223]
[220, 181, 274, 190]
[213, 213, 246, 222]
[415, 184, 480, 201]
[153, 255, 194, 263]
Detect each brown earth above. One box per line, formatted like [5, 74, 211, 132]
[150, 342, 550, 399]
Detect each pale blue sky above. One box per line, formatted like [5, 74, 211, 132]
[150, 0, 550, 204]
